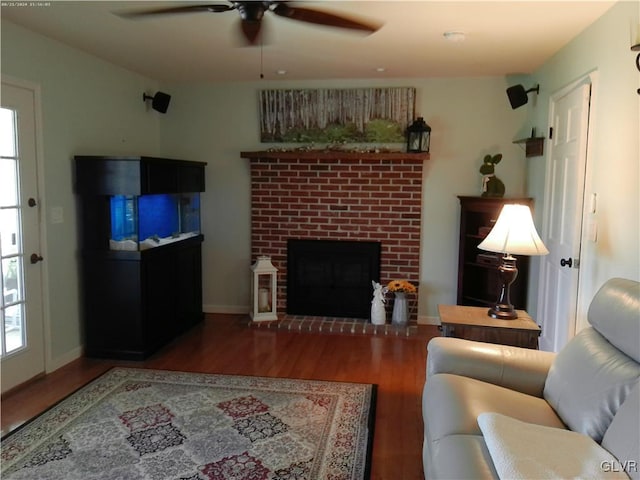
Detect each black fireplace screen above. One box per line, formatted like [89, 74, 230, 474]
[287, 239, 381, 318]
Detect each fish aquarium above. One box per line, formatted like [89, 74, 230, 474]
[109, 193, 201, 251]
[75, 155, 207, 359]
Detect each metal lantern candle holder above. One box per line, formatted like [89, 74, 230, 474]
[406, 117, 431, 153]
[250, 256, 278, 322]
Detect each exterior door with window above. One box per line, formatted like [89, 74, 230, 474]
[1, 79, 45, 393]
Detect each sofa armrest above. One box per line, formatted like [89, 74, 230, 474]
[426, 337, 556, 397]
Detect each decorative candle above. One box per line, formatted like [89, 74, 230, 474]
[258, 288, 270, 312]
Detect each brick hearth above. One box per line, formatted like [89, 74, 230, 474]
[243, 150, 428, 319]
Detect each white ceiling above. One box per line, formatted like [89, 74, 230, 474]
[1, 1, 616, 83]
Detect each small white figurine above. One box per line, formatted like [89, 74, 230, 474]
[371, 281, 388, 325]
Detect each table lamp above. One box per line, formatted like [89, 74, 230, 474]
[478, 204, 549, 319]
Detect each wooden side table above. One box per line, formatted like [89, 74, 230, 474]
[438, 304, 541, 349]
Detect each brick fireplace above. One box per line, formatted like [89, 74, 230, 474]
[242, 150, 428, 320]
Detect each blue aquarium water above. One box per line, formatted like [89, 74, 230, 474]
[181, 193, 200, 233]
[110, 193, 199, 246]
[110, 195, 136, 241]
[138, 194, 179, 240]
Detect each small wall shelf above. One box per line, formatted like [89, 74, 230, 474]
[513, 137, 545, 158]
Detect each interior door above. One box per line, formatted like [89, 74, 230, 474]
[537, 81, 591, 352]
[1, 79, 46, 393]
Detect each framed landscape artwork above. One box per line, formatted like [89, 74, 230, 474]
[259, 87, 416, 143]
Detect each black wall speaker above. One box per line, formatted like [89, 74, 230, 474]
[506, 84, 539, 109]
[143, 91, 171, 113]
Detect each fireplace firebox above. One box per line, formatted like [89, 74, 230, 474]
[287, 239, 381, 319]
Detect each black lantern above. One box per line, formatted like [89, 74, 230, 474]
[406, 117, 431, 153]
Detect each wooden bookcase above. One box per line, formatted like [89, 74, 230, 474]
[456, 196, 533, 309]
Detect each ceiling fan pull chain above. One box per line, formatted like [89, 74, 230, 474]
[260, 39, 264, 79]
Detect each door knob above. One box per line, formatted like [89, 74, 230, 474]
[30, 253, 44, 264]
[560, 257, 573, 268]
[28, 198, 37, 207]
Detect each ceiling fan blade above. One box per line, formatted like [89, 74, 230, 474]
[271, 4, 381, 33]
[118, 4, 233, 19]
[240, 19, 263, 45]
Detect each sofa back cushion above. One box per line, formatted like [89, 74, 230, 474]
[602, 383, 640, 480]
[543, 327, 640, 442]
[587, 278, 640, 363]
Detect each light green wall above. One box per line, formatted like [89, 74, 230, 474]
[524, 0, 640, 323]
[2, 20, 161, 367]
[158, 77, 528, 321]
[2, 0, 637, 369]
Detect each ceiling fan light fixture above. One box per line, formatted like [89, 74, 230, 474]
[123, 1, 382, 46]
[237, 3, 266, 22]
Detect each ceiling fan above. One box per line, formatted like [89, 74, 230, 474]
[120, 2, 381, 45]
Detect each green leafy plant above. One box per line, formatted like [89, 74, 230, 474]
[364, 119, 404, 142]
[479, 153, 506, 197]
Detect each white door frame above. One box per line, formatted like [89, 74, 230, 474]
[537, 70, 599, 349]
[574, 71, 600, 334]
[1, 75, 51, 378]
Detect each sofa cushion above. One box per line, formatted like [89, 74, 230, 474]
[544, 327, 640, 442]
[426, 337, 555, 397]
[423, 374, 565, 442]
[601, 382, 640, 480]
[588, 278, 640, 363]
[478, 413, 629, 479]
[425, 434, 497, 480]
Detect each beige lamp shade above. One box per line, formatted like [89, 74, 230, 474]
[478, 204, 549, 256]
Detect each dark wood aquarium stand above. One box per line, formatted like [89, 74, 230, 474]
[75, 156, 206, 360]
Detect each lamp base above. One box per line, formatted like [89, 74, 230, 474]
[488, 304, 518, 320]
[488, 254, 519, 320]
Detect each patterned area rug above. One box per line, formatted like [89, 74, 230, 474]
[1, 368, 376, 480]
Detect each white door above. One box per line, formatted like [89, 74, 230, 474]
[1, 79, 46, 393]
[537, 81, 591, 352]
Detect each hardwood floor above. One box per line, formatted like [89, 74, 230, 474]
[1, 314, 439, 480]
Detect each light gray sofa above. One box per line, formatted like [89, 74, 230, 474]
[423, 278, 640, 479]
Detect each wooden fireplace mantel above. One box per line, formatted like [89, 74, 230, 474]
[241, 150, 430, 161]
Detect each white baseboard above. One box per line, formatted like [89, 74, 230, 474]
[46, 345, 83, 373]
[203, 304, 250, 315]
